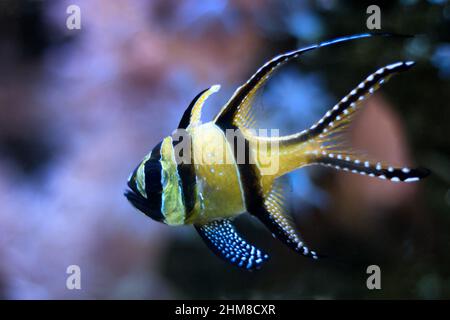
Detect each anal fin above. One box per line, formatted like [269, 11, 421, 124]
[195, 219, 269, 270]
[258, 180, 319, 260]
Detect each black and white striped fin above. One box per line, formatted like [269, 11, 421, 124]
[215, 33, 394, 129]
[283, 61, 416, 145]
[195, 219, 269, 270]
[314, 152, 430, 182]
[259, 181, 319, 260]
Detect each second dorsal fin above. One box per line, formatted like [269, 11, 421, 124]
[213, 33, 399, 130]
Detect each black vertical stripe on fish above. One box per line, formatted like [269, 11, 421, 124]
[215, 33, 398, 128]
[218, 123, 264, 212]
[144, 143, 164, 219]
[282, 61, 416, 146]
[315, 155, 430, 182]
[172, 133, 197, 218]
[218, 123, 318, 260]
[125, 142, 165, 222]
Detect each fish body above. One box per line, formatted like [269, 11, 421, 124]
[125, 33, 430, 270]
[188, 122, 246, 224]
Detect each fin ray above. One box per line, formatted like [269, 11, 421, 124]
[279, 61, 416, 145]
[313, 152, 430, 182]
[247, 61, 427, 182]
[177, 84, 220, 129]
[257, 180, 319, 260]
[195, 219, 269, 270]
[214, 33, 397, 130]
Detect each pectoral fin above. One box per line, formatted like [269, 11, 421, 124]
[195, 219, 269, 270]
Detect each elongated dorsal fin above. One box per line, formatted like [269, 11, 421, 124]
[177, 84, 221, 129]
[214, 33, 399, 130]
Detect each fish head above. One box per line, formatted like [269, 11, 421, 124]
[124, 141, 165, 223]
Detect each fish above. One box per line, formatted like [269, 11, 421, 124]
[125, 33, 430, 270]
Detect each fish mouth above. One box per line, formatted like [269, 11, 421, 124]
[124, 188, 164, 222]
[124, 188, 150, 216]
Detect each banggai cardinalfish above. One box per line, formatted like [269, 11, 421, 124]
[125, 33, 429, 270]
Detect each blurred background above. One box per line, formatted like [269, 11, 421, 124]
[0, 0, 449, 299]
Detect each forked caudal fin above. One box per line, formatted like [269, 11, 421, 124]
[302, 61, 430, 183]
[251, 60, 430, 183]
